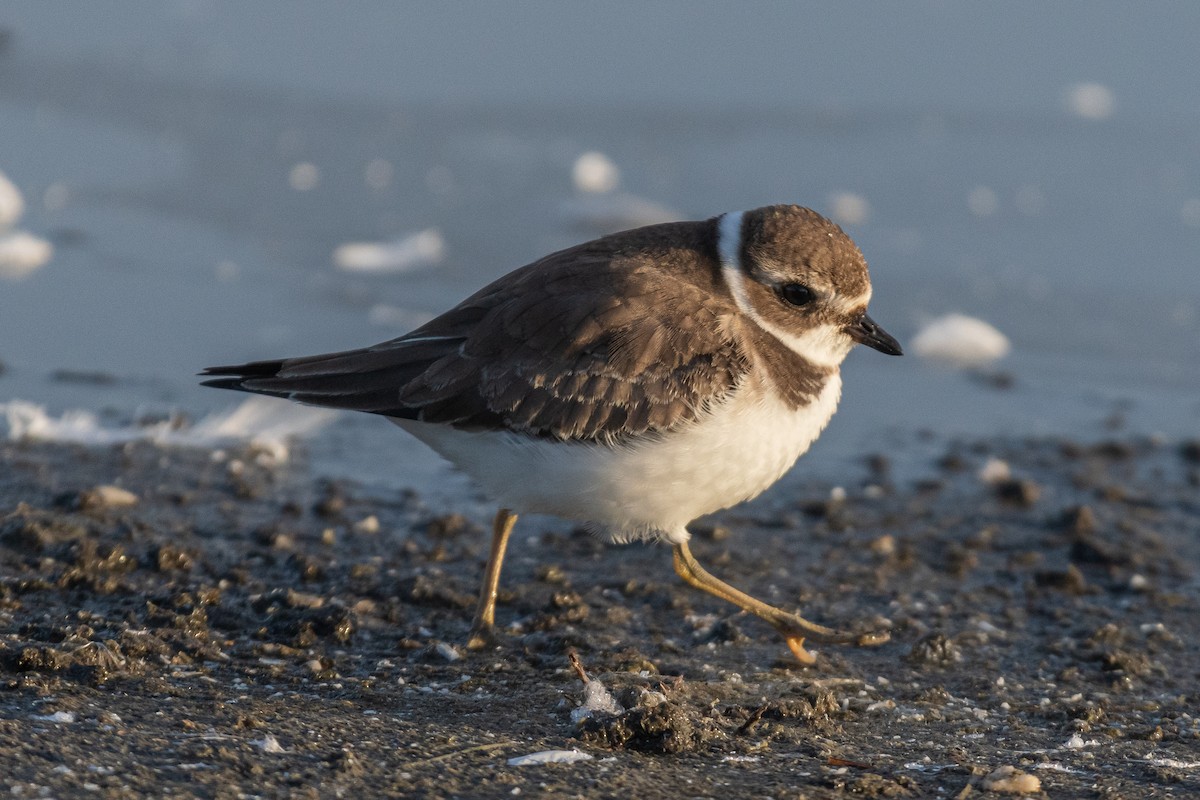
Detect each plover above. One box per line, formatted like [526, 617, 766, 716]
[202, 204, 902, 664]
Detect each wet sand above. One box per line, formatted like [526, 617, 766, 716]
[2, 436, 1198, 798]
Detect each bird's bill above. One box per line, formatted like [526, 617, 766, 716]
[847, 313, 903, 356]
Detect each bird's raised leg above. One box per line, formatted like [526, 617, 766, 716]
[466, 508, 518, 650]
[672, 539, 889, 665]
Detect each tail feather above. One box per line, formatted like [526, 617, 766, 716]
[199, 350, 430, 420]
[199, 359, 290, 397]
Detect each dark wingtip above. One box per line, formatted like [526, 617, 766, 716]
[199, 376, 248, 391]
[199, 360, 287, 392]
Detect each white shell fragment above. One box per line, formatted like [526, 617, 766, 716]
[911, 313, 1010, 367]
[0, 230, 53, 279]
[506, 749, 594, 766]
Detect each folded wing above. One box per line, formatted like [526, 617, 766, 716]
[202, 247, 747, 442]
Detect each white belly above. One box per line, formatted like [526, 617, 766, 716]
[393, 374, 842, 544]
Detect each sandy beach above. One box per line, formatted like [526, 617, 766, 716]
[2, 433, 1197, 797]
[2, 4, 1200, 797]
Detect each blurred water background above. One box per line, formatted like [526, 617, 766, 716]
[1, 2, 1198, 504]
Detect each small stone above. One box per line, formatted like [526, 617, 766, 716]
[252, 734, 286, 754]
[434, 642, 461, 662]
[869, 534, 896, 556]
[81, 485, 138, 509]
[1034, 563, 1088, 594]
[1062, 505, 1096, 536]
[981, 766, 1041, 794]
[353, 515, 380, 535]
[978, 458, 1011, 484]
[906, 633, 962, 666]
[285, 589, 325, 609]
[995, 478, 1040, 507]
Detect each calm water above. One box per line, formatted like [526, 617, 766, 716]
[1, 2, 1198, 500]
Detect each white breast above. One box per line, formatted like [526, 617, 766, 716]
[393, 373, 842, 544]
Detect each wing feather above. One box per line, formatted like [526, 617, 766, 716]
[201, 220, 749, 441]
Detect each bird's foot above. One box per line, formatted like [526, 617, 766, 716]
[774, 615, 890, 666]
[465, 623, 501, 651]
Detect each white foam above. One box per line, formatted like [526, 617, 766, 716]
[0, 230, 53, 279]
[333, 229, 445, 274]
[570, 679, 622, 725]
[506, 749, 594, 766]
[0, 169, 24, 229]
[912, 313, 1010, 367]
[2, 396, 334, 465]
[572, 151, 619, 193]
[1065, 82, 1115, 120]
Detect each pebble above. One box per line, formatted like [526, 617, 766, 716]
[434, 642, 462, 663]
[252, 735, 286, 754]
[82, 485, 139, 509]
[978, 458, 1011, 484]
[354, 515, 381, 534]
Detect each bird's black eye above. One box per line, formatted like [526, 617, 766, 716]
[779, 283, 815, 307]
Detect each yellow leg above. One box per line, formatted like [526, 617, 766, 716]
[672, 539, 889, 665]
[466, 508, 517, 650]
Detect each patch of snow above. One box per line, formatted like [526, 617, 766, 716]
[31, 711, 77, 723]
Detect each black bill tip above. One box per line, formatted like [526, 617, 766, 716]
[848, 313, 903, 356]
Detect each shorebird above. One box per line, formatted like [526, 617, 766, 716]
[203, 204, 902, 663]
